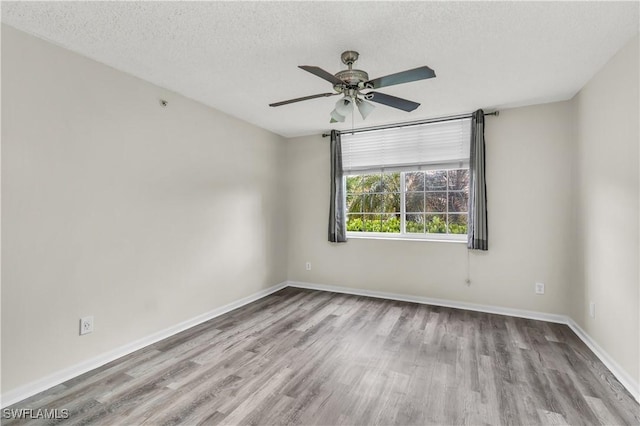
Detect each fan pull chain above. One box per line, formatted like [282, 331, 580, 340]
[351, 100, 355, 135]
[466, 248, 471, 286]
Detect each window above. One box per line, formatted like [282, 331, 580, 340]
[345, 169, 469, 239]
[341, 118, 471, 241]
[346, 172, 401, 233]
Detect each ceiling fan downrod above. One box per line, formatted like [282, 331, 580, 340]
[334, 51, 370, 92]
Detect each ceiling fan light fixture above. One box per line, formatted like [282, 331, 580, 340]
[356, 98, 375, 119]
[334, 96, 354, 116]
[330, 108, 346, 122]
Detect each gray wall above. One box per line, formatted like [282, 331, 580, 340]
[1, 25, 288, 392]
[287, 101, 575, 315]
[572, 35, 639, 384]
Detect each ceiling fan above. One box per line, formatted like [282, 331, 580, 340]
[269, 51, 436, 123]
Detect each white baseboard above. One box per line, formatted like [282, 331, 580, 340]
[567, 318, 640, 402]
[287, 280, 640, 403]
[0, 281, 288, 408]
[287, 280, 568, 324]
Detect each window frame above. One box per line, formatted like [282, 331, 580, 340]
[343, 168, 469, 242]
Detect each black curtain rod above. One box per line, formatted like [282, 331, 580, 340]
[321, 110, 499, 138]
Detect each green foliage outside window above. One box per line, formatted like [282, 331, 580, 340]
[346, 217, 401, 233]
[346, 215, 467, 234]
[449, 223, 467, 234]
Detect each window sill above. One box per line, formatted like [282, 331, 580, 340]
[346, 233, 467, 243]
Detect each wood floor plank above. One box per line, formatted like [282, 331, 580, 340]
[6, 288, 640, 425]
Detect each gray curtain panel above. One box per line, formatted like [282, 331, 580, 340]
[328, 130, 347, 243]
[468, 109, 488, 250]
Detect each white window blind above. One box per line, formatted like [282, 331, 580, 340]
[341, 118, 471, 173]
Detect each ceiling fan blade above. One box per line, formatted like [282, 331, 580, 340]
[299, 65, 343, 86]
[365, 66, 436, 89]
[269, 92, 338, 107]
[365, 92, 420, 112]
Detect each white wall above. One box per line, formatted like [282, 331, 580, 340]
[287, 101, 575, 315]
[572, 34, 639, 385]
[1, 25, 287, 393]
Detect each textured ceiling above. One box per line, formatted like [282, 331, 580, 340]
[2, 1, 638, 138]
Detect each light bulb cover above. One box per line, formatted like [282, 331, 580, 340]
[330, 108, 346, 122]
[356, 98, 375, 119]
[335, 96, 354, 116]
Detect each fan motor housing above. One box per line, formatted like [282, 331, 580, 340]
[334, 69, 369, 91]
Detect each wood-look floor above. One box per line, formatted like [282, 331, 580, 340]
[5, 287, 640, 425]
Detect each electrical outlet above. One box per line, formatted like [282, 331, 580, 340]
[305, 262, 311, 271]
[80, 316, 94, 335]
[589, 302, 596, 318]
[535, 282, 545, 295]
